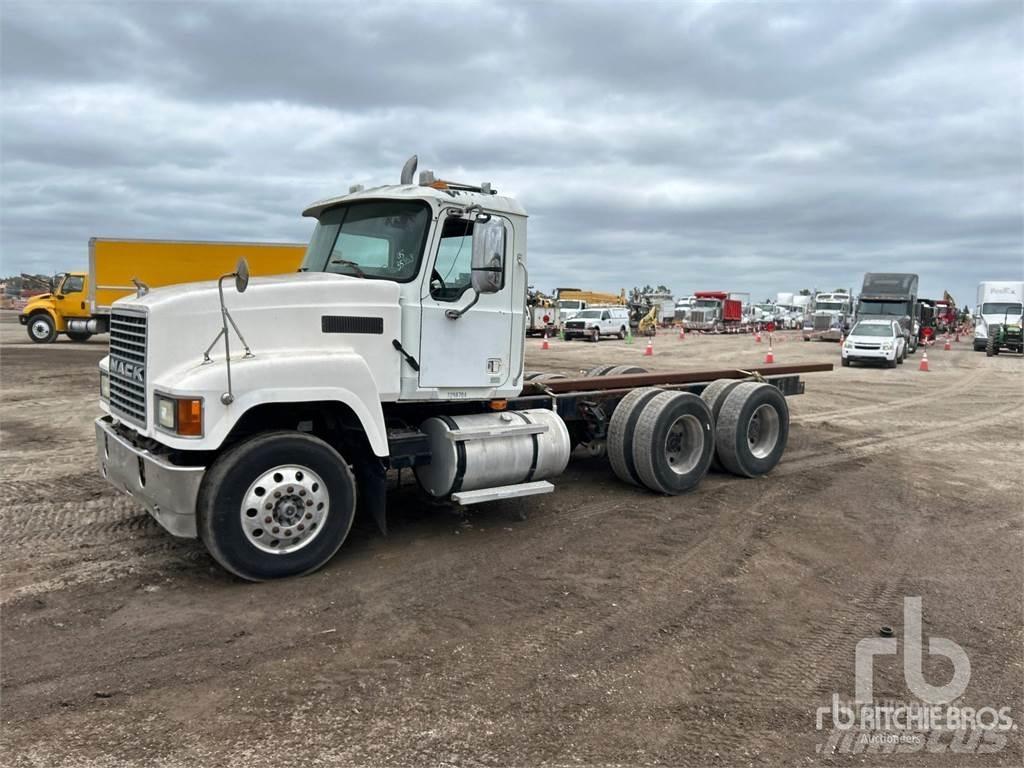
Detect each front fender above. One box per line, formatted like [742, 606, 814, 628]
[152, 352, 389, 456]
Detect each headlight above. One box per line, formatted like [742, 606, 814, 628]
[843, 341, 853, 349]
[100, 372, 110, 400]
[155, 395, 203, 437]
[881, 342, 893, 350]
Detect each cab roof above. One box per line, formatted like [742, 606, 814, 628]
[303, 183, 527, 220]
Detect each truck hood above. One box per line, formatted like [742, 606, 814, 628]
[109, 272, 403, 386]
[979, 313, 1023, 326]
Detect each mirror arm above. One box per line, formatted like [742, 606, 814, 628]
[445, 290, 480, 320]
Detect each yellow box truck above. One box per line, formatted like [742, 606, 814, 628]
[19, 238, 306, 343]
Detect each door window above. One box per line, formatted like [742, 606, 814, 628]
[431, 216, 479, 302]
[62, 276, 84, 294]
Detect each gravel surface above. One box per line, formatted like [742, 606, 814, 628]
[2, 312, 1021, 766]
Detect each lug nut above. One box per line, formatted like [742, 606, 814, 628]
[265, 503, 272, 510]
[299, 490, 306, 497]
[284, 529, 292, 536]
[272, 527, 280, 534]
[274, 491, 281, 498]
[287, 486, 294, 493]
[264, 516, 272, 524]
[305, 512, 313, 519]
[297, 524, 304, 531]
[306, 500, 313, 507]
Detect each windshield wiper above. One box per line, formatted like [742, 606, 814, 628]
[330, 259, 367, 278]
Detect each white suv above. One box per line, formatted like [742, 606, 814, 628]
[841, 319, 907, 368]
[564, 307, 631, 341]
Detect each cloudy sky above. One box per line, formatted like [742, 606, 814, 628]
[2, 0, 1021, 307]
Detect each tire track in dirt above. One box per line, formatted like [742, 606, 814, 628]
[782, 402, 1023, 473]
[797, 367, 984, 423]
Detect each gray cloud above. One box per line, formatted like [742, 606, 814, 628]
[1, 0, 1021, 306]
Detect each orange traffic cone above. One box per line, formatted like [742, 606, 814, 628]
[918, 351, 929, 372]
[764, 344, 775, 364]
[755, 331, 762, 343]
[943, 336, 951, 351]
[541, 333, 550, 351]
[644, 338, 654, 356]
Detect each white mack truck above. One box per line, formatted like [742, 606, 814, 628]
[95, 157, 830, 581]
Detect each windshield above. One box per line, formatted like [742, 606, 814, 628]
[858, 300, 908, 316]
[815, 302, 845, 312]
[574, 310, 602, 319]
[851, 323, 895, 337]
[300, 200, 431, 282]
[694, 299, 719, 308]
[982, 302, 1023, 315]
[557, 300, 582, 310]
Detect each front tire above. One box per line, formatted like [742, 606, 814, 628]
[198, 432, 357, 581]
[27, 313, 56, 344]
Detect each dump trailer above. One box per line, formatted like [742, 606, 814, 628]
[94, 156, 832, 581]
[19, 239, 306, 343]
[856, 272, 919, 354]
[683, 291, 745, 332]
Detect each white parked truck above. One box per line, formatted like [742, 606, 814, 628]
[95, 157, 830, 580]
[803, 290, 854, 342]
[973, 281, 1024, 352]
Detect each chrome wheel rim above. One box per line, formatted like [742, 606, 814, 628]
[241, 464, 329, 554]
[747, 404, 780, 459]
[30, 319, 50, 339]
[664, 414, 704, 475]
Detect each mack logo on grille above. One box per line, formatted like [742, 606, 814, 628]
[111, 358, 145, 382]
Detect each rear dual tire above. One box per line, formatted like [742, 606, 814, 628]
[714, 382, 789, 478]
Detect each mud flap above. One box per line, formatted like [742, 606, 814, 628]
[353, 457, 388, 535]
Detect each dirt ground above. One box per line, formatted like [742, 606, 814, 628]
[1, 311, 1021, 767]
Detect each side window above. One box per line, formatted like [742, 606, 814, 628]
[431, 216, 474, 302]
[63, 276, 84, 294]
[602, 311, 610, 321]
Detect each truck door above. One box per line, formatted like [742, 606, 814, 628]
[418, 212, 515, 389]
[56, 274, 89, 318]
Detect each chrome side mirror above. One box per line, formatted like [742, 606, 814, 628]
[235, 258, 250, 293]
[470, 217, 505, 294]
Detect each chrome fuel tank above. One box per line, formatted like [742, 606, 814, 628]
[415, 409, 571, 498]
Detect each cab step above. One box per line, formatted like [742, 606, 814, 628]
[451, 481, 554, 506]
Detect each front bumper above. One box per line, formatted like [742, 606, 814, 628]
[842, 346, 896, 362]
[95, 417, 205, 538]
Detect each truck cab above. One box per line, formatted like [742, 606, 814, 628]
[19, 271, 92, 343]
[974, 281, 1024, 352]
[856, 273, 919, 354]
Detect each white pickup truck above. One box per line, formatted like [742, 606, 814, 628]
[563, 306, 631, 341]
[95, 157, 830, 580]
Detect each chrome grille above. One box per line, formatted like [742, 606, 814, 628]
[108, 312, 147, 426]
[813, 314, 832, 331]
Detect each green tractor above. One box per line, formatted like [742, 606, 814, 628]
[986, 316, 1024, 356]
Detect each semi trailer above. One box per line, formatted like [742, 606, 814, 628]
[19, 239, 306, 344]
[94, 157, 831, 581]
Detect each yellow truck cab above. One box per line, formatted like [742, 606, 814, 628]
[20, 272, 92, 343]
